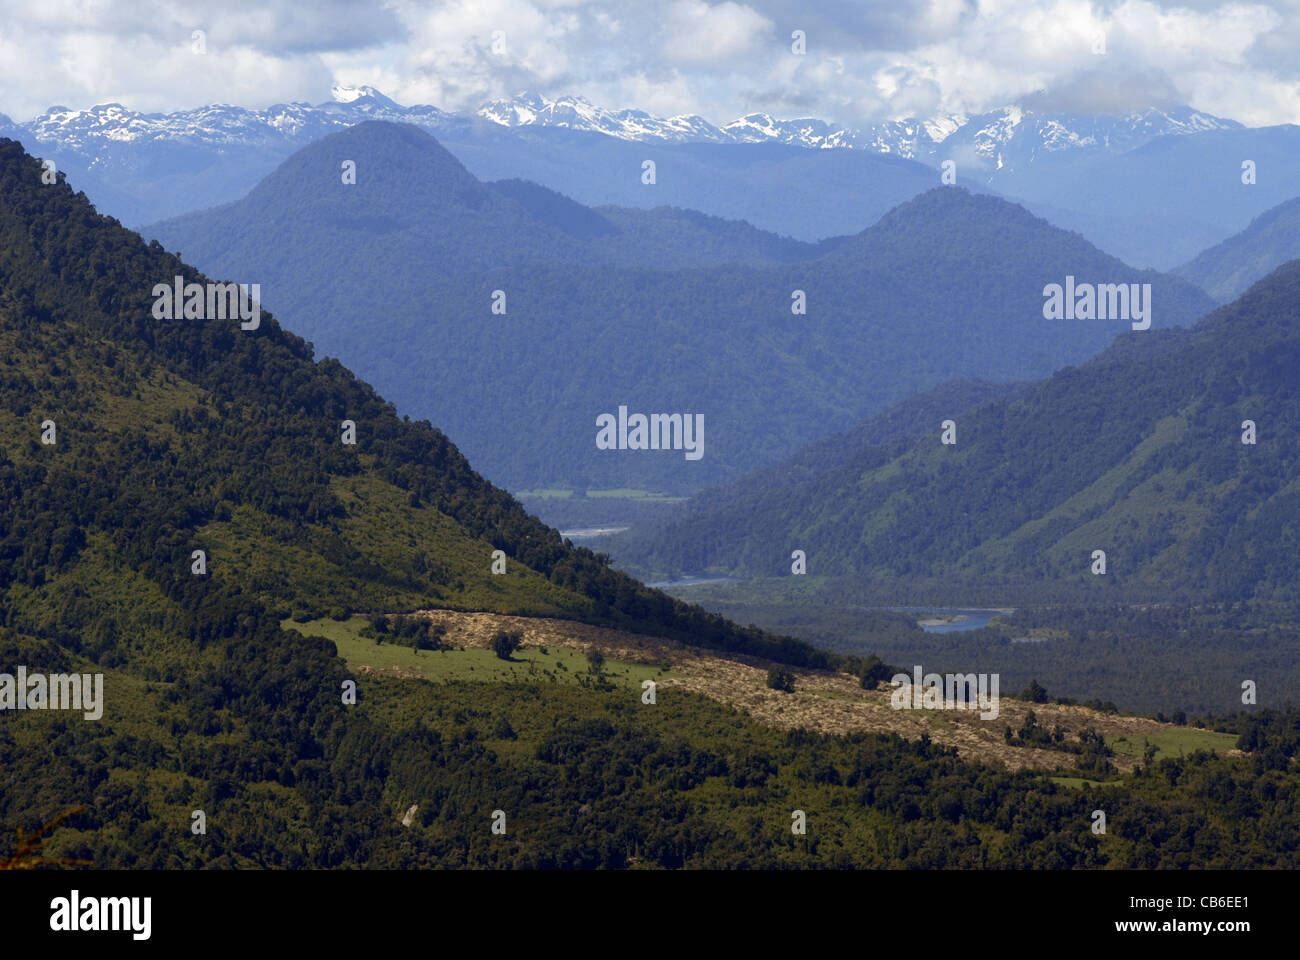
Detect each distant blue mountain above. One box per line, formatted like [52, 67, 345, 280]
[144, 122, 1216, 494]
[1012, 123, 1300, 268]
[10, 91, 946, 234]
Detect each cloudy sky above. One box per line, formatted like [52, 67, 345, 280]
[0, 0, 1297, 126]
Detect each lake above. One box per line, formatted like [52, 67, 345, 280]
[888, 607, 1015, 633]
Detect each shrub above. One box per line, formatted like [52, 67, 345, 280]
[857, 654, 892, 689]
[767, 666, 796, 693]
[491, 630, 523, 660]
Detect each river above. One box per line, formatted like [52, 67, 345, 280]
[646, 575, 746, 589]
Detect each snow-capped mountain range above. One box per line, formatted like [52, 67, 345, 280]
[2, 84, 1240, 175]
[476, 91, 729, 144]
[481, 92, 1240, 172]
[4, 83, 1280, 272]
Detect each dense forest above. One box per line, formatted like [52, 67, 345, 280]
[7, 658, 1299, 868]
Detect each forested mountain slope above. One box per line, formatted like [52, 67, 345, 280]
[1177, 196, 1300, 303]
[618, 262, 1300, 603]
[1, 135, 826, 655]
[0, 135, 856, 865]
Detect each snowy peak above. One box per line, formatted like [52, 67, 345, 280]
[477, 92, 727, 142]
[318, 86, 454, 125]
[20, 89, 464, 156]
[329, 84, 398, 107]
[935, 104, 1242, 174]
[922, 114, 968, 143]
[723, 113, 780, 141]
[1117, 106, 1241, 139]
[721, 112, 970, 158]
[723, 113, 877, 151]
[478, 92, 592, 128]
[23, 99, 348, 150]
[723, 114, 846, 149]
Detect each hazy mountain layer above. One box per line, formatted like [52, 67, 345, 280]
[145, 123, 1215, 494]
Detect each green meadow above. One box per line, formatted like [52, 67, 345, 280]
[287, 615, 673, 688]
[1108, 727, 1239, 759]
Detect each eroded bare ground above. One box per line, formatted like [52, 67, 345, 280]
[403, 608, 1237, 774]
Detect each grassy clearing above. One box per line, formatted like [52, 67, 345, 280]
[516, 488, 687, 502]
[1051, 777, 1112, 790]
[810, 689, 855, 702]
[1108, 727, 1239, 759]
[287, 615, 672, 688]
[583, 488, 687, 501]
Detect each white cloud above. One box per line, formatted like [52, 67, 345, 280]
[662, 1, 773, 64]
[0, 0, 1297, 126]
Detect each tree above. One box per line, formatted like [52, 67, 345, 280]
[858, 654, 892, 689]
[491, 630, 523, 660]
[767, 666, 796, 693]
[1021, 679, 1049, 703]
[586, 649, 605, 675]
